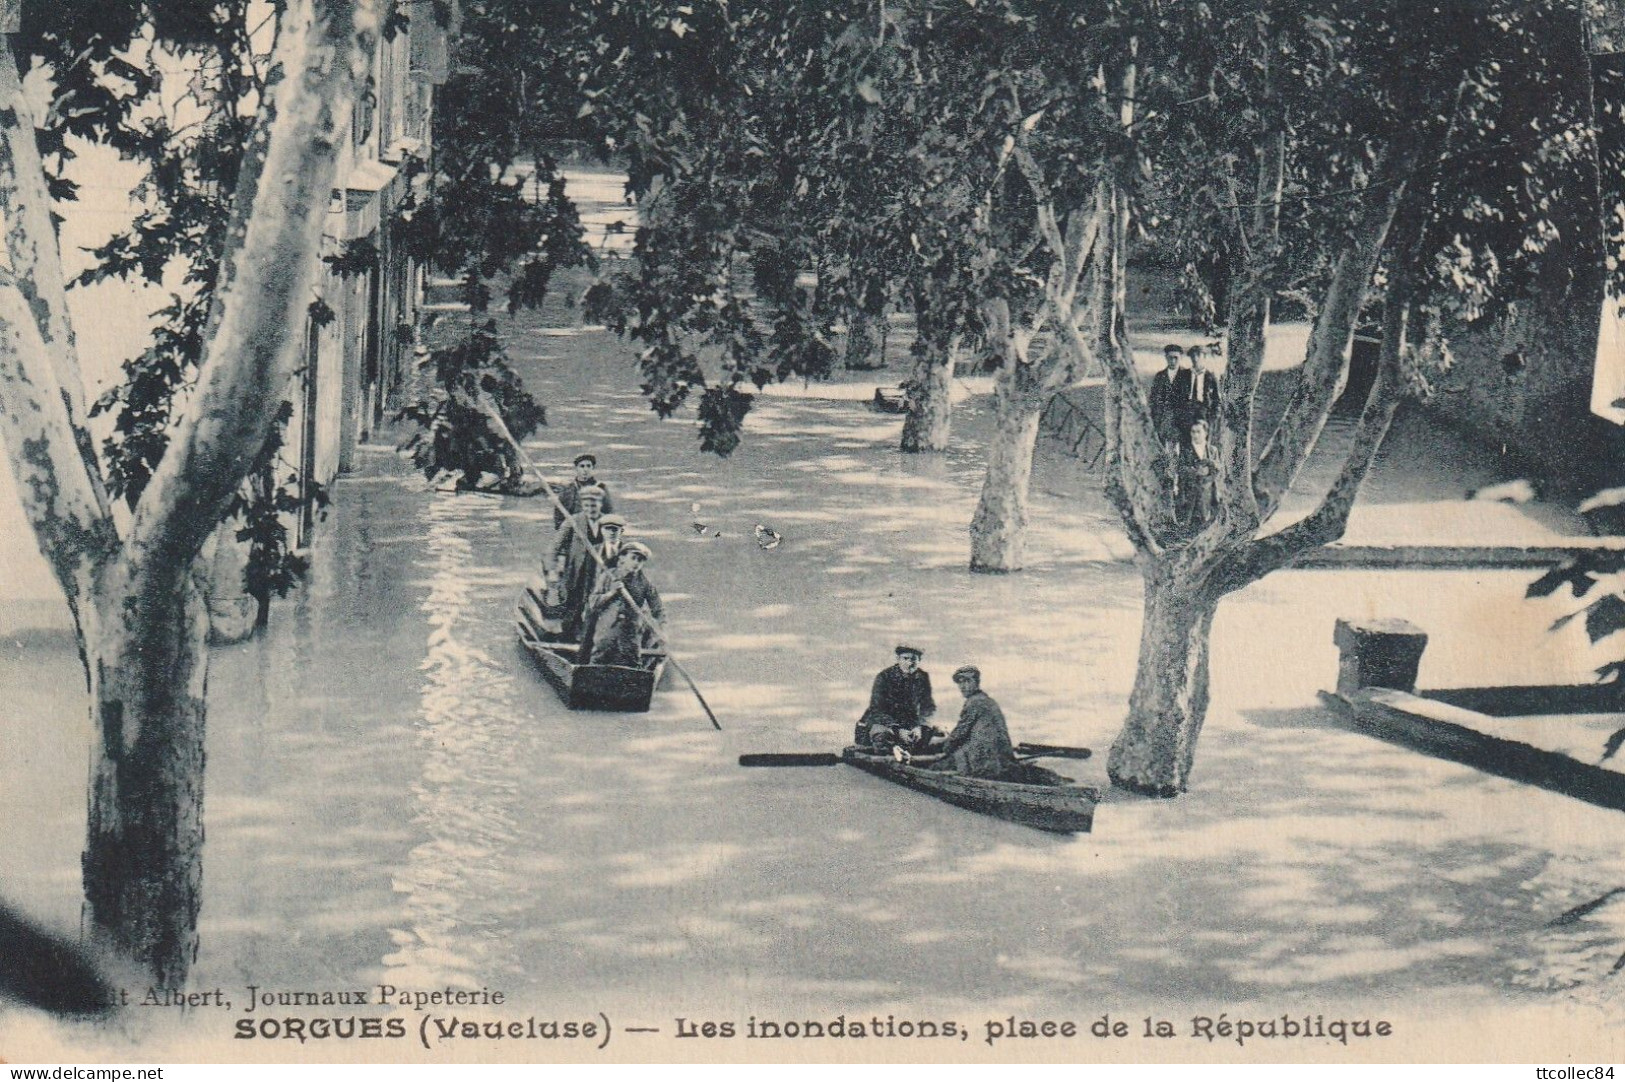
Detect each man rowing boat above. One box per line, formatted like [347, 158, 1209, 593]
[582, 541, 664, 666]
[898, 665, 1021, 780]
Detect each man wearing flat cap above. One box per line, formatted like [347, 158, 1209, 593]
[597, 513, 627, 567]
[550, 486, 612, 642]
[575, 514, 625, 647]
[854, 644, 938, 751]
[585, 541, 665, 667]
[554, 453, 615, 529]
[909, 665, 1020, 780]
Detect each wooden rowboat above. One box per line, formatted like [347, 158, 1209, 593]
[839, 747, 1099, 834]
[516, 587, 666, 712]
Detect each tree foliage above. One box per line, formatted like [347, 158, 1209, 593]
[578, 1, 1014, 455]
[57, 0, 320, 619]
[389, 0, 596, 487]
[398, 324, 547, 488]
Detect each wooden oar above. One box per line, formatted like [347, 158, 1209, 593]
[743, 744, 1092, 767]
[739, 753, 842, 767]
[1015, 742, 1092, 760]
[659, 655, 722, 731]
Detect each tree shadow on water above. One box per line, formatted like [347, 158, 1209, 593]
[1108, 705, 1625, 1005]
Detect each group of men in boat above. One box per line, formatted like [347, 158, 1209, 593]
[543, 457, 1026, 780]
[544, 453, 665, 667]
[853, 645, 1022, 780]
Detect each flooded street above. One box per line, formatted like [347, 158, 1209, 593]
[4, 267, 1625, 1058]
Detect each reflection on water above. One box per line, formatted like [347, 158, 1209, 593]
[386, 493, 532, 990]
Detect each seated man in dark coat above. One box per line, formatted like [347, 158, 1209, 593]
[583, 541, 665, 667]
[854, 645, 938, 750]
[907, 665, 1020, 780]
[554, 453, 615, 529]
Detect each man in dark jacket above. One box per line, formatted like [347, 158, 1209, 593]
[854, 645, 938, 750]
[584, 541, 665, 666]
[1149, 343, 1183, 451]
[914, 665, 1020, 780]
[1173, 344, 1220, 437]
[554, 453, 615, 529]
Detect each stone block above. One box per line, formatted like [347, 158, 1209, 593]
[1333, 617, 1429, 695]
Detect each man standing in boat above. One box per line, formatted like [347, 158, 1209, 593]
[855, 645, 939, 751]
[904, 666, 1020, 780]
[574, 514, 626, 647]
[554, 452, 615, 529]
[584, 541, 665, 666]
[550, 486, 611, 642]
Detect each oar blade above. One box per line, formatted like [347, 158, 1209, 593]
[1015, 742, 1093, 761]
[739, 752, 842, 768]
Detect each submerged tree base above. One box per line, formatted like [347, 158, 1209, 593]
[1105, 769, 1184, 799]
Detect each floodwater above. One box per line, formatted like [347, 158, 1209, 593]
[4, 285, 1625, 1057]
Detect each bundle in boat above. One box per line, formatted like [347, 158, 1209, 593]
[516, 587, 666, 712]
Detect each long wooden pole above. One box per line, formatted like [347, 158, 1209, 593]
[484, 402, 721, 730]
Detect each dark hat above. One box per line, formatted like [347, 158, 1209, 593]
[1186, 343, 1205, 358]
[1163, 343, 1183, 355]
[573, 453, 597, 467]
[952, 665, 981, 682]
[895, 644, 923, 657]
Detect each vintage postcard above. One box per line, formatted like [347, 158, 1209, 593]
[1, 0, 1624, 1067]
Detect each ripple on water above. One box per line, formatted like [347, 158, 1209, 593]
[383, 494, 549, 990]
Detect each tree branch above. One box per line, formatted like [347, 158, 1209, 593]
[1012, 140, 1067, 269]
[0, 49, 83, 417]
[1101, 378, 1164, 562]
[1221, 264, 1413, 593]
[1208, 96, 1288, 538]
[128, 0, 376, 577]
[1251, 135, 1418, 519]
[0, 275, 119, 630]
[1086, 181, 1171, 552]
[0, 44, 110, 519]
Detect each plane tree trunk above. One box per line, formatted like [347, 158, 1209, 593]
[900, 315, 956, 453]
[0, 0, 374, 982]
[968, 148, 1108, 573]
[83, 568, 212, 983]
[843, 306, 885, 370]
[1107, 562, 1219, 795]
[968, 355, 1044, 572]
[1094, 130, 1422, 794]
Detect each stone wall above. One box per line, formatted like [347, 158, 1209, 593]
[1418, 4, 1615, 496]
